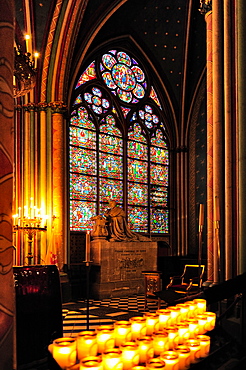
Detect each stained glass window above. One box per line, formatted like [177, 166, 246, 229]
[70, 49, 169, 233]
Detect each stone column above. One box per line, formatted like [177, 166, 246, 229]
[237, 0, 246, 274]
[49, 101, 67, 270]
[212, 0, 224, 284]
[204, 9, 214, 283]
[0, 1, 15, 368]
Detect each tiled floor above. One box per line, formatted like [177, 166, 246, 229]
[62, 294, 163, 337]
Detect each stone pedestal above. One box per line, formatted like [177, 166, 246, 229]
[90, 240, 158, 299]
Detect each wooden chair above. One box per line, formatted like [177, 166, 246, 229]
[166, 264, 205, 295]
[142, 270, 162, 309]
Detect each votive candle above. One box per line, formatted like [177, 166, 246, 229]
[204, 312, 216, 331]
[160, 350, 179, 370]
[80, 355, 103, 370]
[166, 325, 179, 350]
[152, 330, 169, 356]
[102, 348, 123, 370]
[77, 331, 98, 360]
[176, 323, 189, 344]
[193, 299, 207, 315]
[168, 306, 181, 325]
[187, 318, 199, 339]
[146, 357, 166, 369]
[196, 314, 208, 334]
[196, 335, 210, 357]
[175, 345, 191, 370]
[137, 336, 154, 364]
[144, 312, 159, 335]
[184, 339, 201, 363]
[96, 325, 115, 354]
[130, 317, 146, 341]
[120, 342, 140, 370]
[156, 309, 171, 329]
[114, 321, 132, 347]
[52, 337, 77, 369]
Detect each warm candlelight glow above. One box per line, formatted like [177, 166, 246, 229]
[102, 348, 123, 370]
[204, 312, 216, 331]
[184, 339, 201, 363]
[175, 304, 190, 321]
[77, 331, 98, 360]
[114, 321, 132, 347]
[196, 335, 210, 357]
[120, 342, 140, 370]
[130, 317, 146, 341]
[96, 325, 115, 354]
[144, 312, 159, 335]
[156, 309, 171, 329]
[168, 306, 181, 325]
[25, 34, 31, 52]
[34, 52, 39, 68]
[175, 345, 191, 370]
[52, 337, 77, 369]
[187, 318, 199, 339]
[80, 355, 103, 370]
[165, 325, 179, 350]
[196, 314, 208, 335]
[193, 299, 207, 315]
[176, 323, 189, 344]
[184, 301, 196, 318]
[160, 350, 180, 370]
[137, 336, 154, 364]
[146, 357, 166, 369]
[152, 330, 169, 356]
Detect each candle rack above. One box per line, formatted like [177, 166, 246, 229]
[13, 215, 47, 265]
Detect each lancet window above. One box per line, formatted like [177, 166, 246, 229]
[69, 49, 169, 234]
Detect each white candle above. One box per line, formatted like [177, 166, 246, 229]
[77, 330, 98, 360]
[144, 312, 159, 335]
[184, 339, 201, 363]
[86, 231, 91, 262]
[51, 337, 77, 369]
[130, 317, 146, 341]
[175, 345, 191, 370]
[152, 331, 169, 356]
[136, 336, 154, 364]
[196, 335, 210, 357]
[80, 355, 103, 370]
[160, 350, 179, 370]
[114, 321, 132, 347]
[120, 342, 139, 370]
[96, 325, 115, 354]
[102, 348, 123, 370]
[156, 309, 171, 329]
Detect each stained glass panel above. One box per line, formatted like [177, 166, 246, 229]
[150, 186, 168, 207]
[70, 147, 97, 174]
[151, 129, 167, 148]
[128, 159, 148, 182]
[150, 164, 168, 186]
[128, 206, 148, 232]
[99, 153, 123, 178]
[128, 123, 146, 143]
[70, 174, 97, 201]
[70, 126, 96, 149]
[76, 107, 95, 129]
[151, 208, 169, 233]
[100, 116, 122, 136]
[150, 147, 169, 165]
[76, 62, 96, 88]
[99, 178, 123, 203]
[150, 86, 161, 108]
[70, 200, 96, 231]
[128, 182, 148, 205]
[128, 141, 148, 160]
[99, 134, 123, 154]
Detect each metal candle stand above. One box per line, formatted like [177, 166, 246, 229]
[84, 231, 93, 330]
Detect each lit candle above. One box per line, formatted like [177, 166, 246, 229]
[114, 321, 132, 347]
[25, 34, 31, 53]
[102, 348, 123, 370]
[156, 309, 171, 329]
[187, 318, 199, 339]
[86, 231, 91, 262]
[175, 345, 191, 370]
[34, 52, 39, 69]
[196, 335, 210, 357]
[193, 299, 207, 315]
[152, 331, 169, 356]
[204, 311, 216, 331]
[184, 339, 201, 363]
[175, 304, 190, 321]
[165, 325, 179, 350]
[96, 325, 115, 354]
[80, 355, 103, 370]
[144, 312, 159, 335]
[137, 336, 154, 364]
[160, 350, 179, 370]
[120, 342, 140, 370]
[176, 323, 189, 345]
[184, 301, 196, 318]
[196, 314, 208, 335]
[130, 317, 146, 341]
[199, 204, 204, 230]
[77, 331, 98, 360]
[146, 357, 166, 369]
[168, 306, 181, 325]
[51, 337, 77, 369]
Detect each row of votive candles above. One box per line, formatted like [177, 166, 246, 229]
[49, 298, 216, 370]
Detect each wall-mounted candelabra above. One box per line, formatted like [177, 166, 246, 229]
[13, 206, 48, 265]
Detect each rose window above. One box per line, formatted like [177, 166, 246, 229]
[84, 87, 110, 115]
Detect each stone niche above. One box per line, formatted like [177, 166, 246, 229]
[90, 240, 158, 300]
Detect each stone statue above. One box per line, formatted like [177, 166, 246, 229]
[90, 215, 108, 240]
[104, 200, 150, 242]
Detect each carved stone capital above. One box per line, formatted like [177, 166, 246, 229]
[37, 101, 48, 111]
[199, 0, 212, 15]
[23, 102, 37, 112]
[48, 101, 67, 114]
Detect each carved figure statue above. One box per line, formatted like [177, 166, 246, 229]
[104, 200, 149, 242]
[90, 215, 108, 240]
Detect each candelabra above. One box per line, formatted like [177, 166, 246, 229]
[14, 44, 37, 98]
[13, 210, 47, 265]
